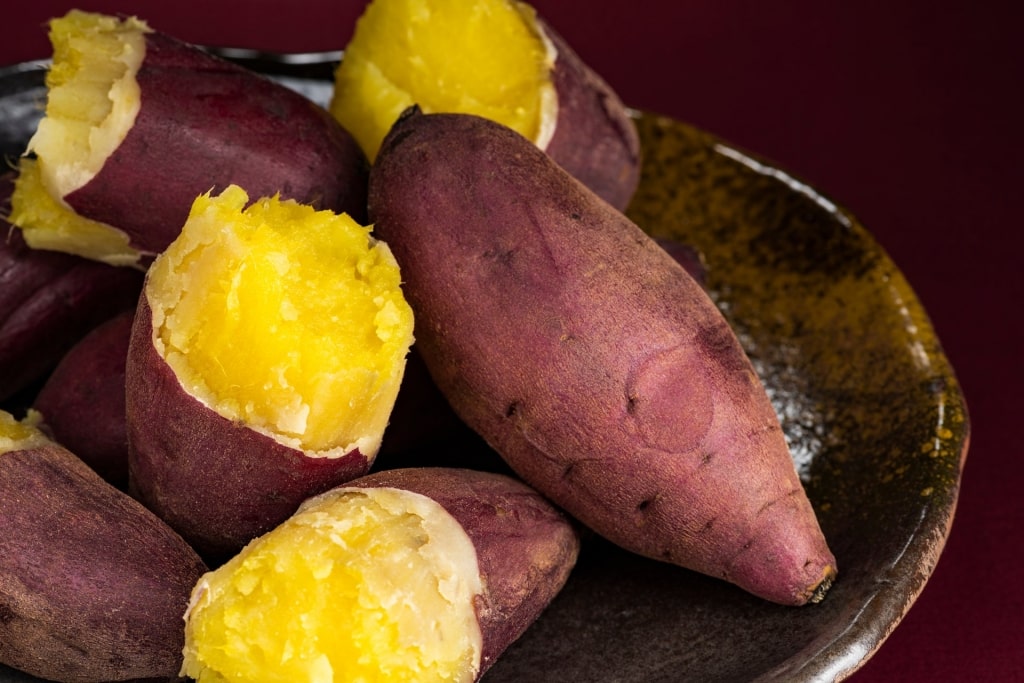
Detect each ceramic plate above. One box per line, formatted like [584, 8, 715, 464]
[0, 54, 969, 683]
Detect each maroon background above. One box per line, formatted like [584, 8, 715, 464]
[3, 1, 1021, 680]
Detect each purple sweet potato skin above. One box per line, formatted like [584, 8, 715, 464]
[0, 439, 207, 682]
[368, 111, 836, 606]
[540, 18, 641, 212]
[347, 467, 579, 677]
[125, 292, 372, 561]
[1, 176, 144, 401]
[33, 310, 134, 489]
[62, 31, 368, 259]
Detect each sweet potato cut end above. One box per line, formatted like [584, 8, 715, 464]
[28, 10, 148, 197]
[181, 486, 483, 683]
[329, 0, 556, 161]
[0, 409, 50, 454]
[146, 185, 414, 458]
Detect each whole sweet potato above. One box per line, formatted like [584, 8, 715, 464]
[330, 0, 639, 210]
[180, 467, 579, 682]
[368, 109, 837, 606]
[0, 409, 208, 682]
[0, 174, 143, 402]
[9, 10, 368, 266]
[32, 310, 134, 489]
[126, 185, 414, 559]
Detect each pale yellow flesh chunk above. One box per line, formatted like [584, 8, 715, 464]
[27, 9, 149, 199]
[181, 487, 484, 683]
[0, 410, 50, 455]
[329, 0, 557, 161]
[146, 185, 415, 457]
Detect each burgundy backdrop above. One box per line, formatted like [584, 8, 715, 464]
[3, 1, 1021, 680]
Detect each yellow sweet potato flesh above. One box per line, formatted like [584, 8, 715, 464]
[27, 10, 148, 198]
[147, 185, 414, 456]
[0, 410, 49, 454]
[181, 487, 483, 683]
[9, 158, 136, 266]
[330, 0, 554, 160]
[10, 11, 145, 266]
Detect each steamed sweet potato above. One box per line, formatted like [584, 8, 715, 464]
[126, 185, 414, 559]
[180, 467, 579, 682]
[367, 109, 837, 606]
[32, 310, 134, 489]
[0, 409, 207, 682]
[9, 10, 368, 266]
[329, 0, 639, 210]
[0, 173, 143, 402]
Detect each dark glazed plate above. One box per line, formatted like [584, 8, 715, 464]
[0, 55, 969, 682]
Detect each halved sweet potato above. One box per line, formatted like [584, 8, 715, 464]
[0, 409, 207, 682]
[32, 310, 134, 489]
[367, 109, 837, 606]
[126, 185, 414, 559]
[180, 467, 579, 682]
[0, 171, 143, 402]
[9, 10, 368, 266]
[329, 0, 640, 210]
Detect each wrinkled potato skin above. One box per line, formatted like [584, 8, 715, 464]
[347, 467, 580, 677]
[61, 31, 368, 260]
[33, 310, 134, 489]
[0, 440, 207, 682]
[368, 111, 835, 606]
[125, 293, 372, 561]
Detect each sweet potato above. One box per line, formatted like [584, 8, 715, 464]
[367, 109, 837, 606]
[329, 0, 640, 210]
[9, 10, 368, 266]
[32, 310, 134, 489]
[126, 185, 414, 559]
[180, 467, 579, 682]
[0, 409, 208, 682]
[0, 172, 143, 402]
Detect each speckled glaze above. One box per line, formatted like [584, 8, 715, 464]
[0, 60, 969, 683]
